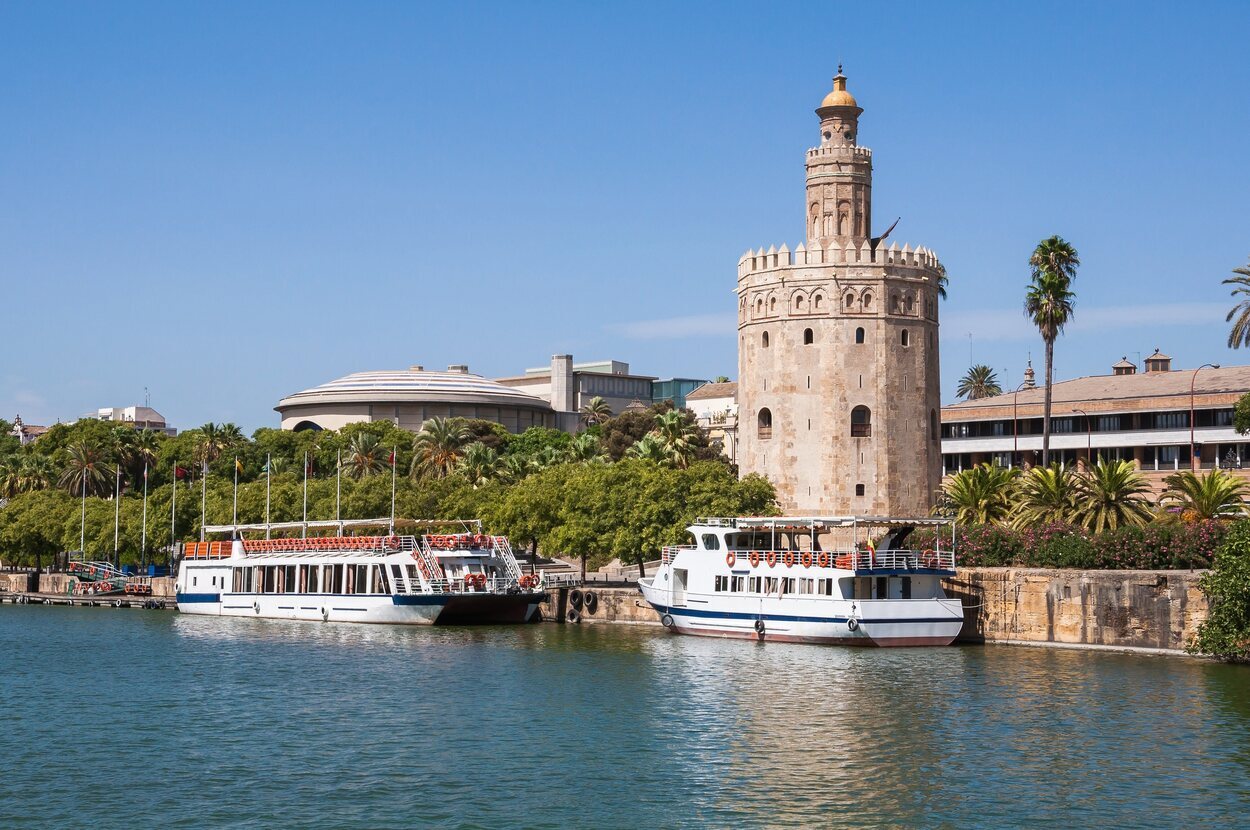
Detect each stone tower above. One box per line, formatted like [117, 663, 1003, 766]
[736, 70, 943, 516]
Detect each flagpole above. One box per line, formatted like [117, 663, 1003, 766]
[265, 453, 271, 539]
[141, 461, 148, 568]
[113, 464, 121, 567]
[232, 456, 239, 526]
[336, 449, 341, 527]
[200, 460, 207, 542]
[80, 478, 86, 556]
[390, 446, 397, 536]
[302, 451, 308, 538]
[171, 460, 177, 567]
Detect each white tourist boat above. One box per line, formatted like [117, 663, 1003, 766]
[175, 519, 545, 625]
[638, 516, 964, 646]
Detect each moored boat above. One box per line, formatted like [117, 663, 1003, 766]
[176, 519, 545, 625]
[638, 516, 964, 646]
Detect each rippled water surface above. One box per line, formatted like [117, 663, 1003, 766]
[1, 605, 1248, 828]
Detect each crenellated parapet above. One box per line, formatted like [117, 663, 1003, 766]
[736, 240, 941, 279]
[806, 145, 872, 162]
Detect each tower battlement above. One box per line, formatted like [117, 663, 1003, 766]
[806, 145, 873, 162]
[737, 241, 941, 279]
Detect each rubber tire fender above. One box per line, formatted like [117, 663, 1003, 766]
[584, 591, 599, 615]
[754, 618, 766, 635]
[569, 588, 584, 609]
[660, 613, 675, 629]
[567, 607, 582, 624]
[847, 617, 859, 632]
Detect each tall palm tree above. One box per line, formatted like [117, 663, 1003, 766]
[1010, 464, 1077, 529]
[651, 411, 699, 469]
[935, 262, 949, 300]
[939, 463, 1018, 525]
[0, 457, 19, 498]
[1222, 258, 1250, 348]
[1025, 235, 1079, 466]
[956, 365, 1003, 401]
[195, 423, 225, 471]
[1070, 460, 1152, 533]
[410, 417, 470, 479]
[59, 440, 112, 497]
[579, 396, 612, 427]
[1160, 469, 1250, 521]
[626, 433, 669, 464]
[17, 454, 56, 493]
[132, 429, 161, 474]
[565, 432, 607, 464]
[457, 443, 500, 487]
[340, 433, 388, 480]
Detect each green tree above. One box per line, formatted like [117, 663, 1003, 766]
[0, 490, 75, 571]
[955, 365, 1003, 401]
[935, 262, 949, 301]
[340, 432, 389, 480]
[565, 432, 607, 464]
[1071, 460, 1152, 533]
[625, 434, 669, 464]
[410, 417, 471, 479]
[457, 443, 500, 487]
[940, 464, 1018, 525]
[59, 441, 113, 497]
[579, 396, 612, 427]
[1221, 257, 1250, 348]
[1024, 235, 1079, 466]
[651, 410, 699, 468]
[1160, 469, 1250, 521]
[1010, 464, 1077, 529]
[1189, 520, 1250, 660]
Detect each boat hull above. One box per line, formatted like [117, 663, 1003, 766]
[176, 591, 544, 626]
[639, 580, 963, 647]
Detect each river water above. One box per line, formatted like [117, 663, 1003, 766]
[0, 605, 1247, 829]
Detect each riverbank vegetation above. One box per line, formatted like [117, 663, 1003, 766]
[0, 405, 775, 573]
[1189, 521, 1250, 661]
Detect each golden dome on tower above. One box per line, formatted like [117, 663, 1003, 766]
[819, 66, 859, 109]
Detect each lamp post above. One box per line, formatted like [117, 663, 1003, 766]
[1012, 382, 1030, 468]
[1072, 408, 1091, 471]
[1191, 363, 1220, 471]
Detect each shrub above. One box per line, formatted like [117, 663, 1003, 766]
[1188, 521, 1250, 661]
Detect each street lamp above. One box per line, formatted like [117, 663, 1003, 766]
[1072, 408, 1092, 471]
[1191, 363, 1220, 471]
[1012, 382, 1030, 468]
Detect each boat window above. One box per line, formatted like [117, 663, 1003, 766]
[375, 565, 390, 594]
[764, 577, 778, 594]
[732, 576, 745, 592]
[901, 577, 911, 599]
[798, 578, 814, 594]
[330, 564, 344, 594]
[875, 576, 888, 599]
[715, 575, 728, 592]
[783, 577, 795, 594]
[406, 564, 420, 586]
[749, 576, 762, 593]
[702, 534, 720, 550]
[285, 565, 297, 594]
[356, 564, 370, 594]
[192, 575, 197, 587]
[308, 565, 319, 593]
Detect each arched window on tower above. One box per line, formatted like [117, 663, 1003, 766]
[855, 327, 865, 344]
[855, 483, 866, 497]
[769, 297, 777, 314]
[761, 331, 770, 348]
[851, 406, 872, 438]
[758, 408, 773, 440]
[862, 292, 873, 310]
[814, 294, 823, 310]
[901, 330, 910, 347]
[803, 328, 814, 345]
[845, 292, 856, 310]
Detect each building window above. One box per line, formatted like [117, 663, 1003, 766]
[901, 330, 910, 347]
[851, 406, 872, 437]
[855, 483, 865, 496]
[769, 297, 776, 313]
[814, 294, 823, 310]
[855, 327, 865, 344]
[845, 292, 855, 309]
[862, 292, 873, 309]
[762, 331, 770, 348]
[803, 328, 814, 345]
[758, 408, 773, 440]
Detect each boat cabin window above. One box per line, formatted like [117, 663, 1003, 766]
[749, 576, 762, 593]
[732, 576, 745, 592]
[715, 575, 728, 592]
[764, 577, 778, 594]
[876, 576, 888, 599]
[900, 576, 911, 599]
[702, 534, 720, 550]
[782, 577, 795, 594]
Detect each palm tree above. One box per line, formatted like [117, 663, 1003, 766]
[458, 443, 500, 487]
[0, 457, 19, 498]
[1010, 464, 1077, 529]
[1160, 469, 1250, 521]
[626, 434, 669, 464]
[651, 411, 699, 469]
[195, 423, 227, 472]
[340, 433, 388, 480]
[935, 262, 949, 300]
[565, 432, 607, 463]
[132, 429, 161, 474]
[532, 445, 565, 471]
[410, 417, 470, 479]
[1070, 460, 1152, 533]
[579, 396, 612, 427]
[1025, 235, 1079, 466]
[59, 440, 112, 497]
[266, 456, 291, 476]
[1222, 258, 1250, 348]
[939, 463, 1018, 525]
[956, 365, 1003, 401]
[498, 454, 536, 484]
[17, 454, 55, 493]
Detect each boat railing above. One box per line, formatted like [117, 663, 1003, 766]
[848, 548, 956, 572]
[540, 572, 580, 588]
[662, 545, 696, 564]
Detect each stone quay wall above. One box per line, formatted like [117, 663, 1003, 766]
[543, 569, 1209, 653]
[0, 572, 176, 598]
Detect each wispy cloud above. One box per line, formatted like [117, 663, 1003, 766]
[608, 313, 737, 340]
[944, 302, 1227, 343]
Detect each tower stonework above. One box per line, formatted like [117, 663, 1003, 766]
[737, 71, 943, 516]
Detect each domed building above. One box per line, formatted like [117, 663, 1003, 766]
[275, 365, 557, 433]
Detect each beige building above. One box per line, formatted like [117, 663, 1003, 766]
[941, 351, 1250, 493]
[494, 355, 656, 430]
[686, 381, 739, 464]
[737, 70, 944, 515]
[86, 405, 176, 436]
[275, 365, 557, 433]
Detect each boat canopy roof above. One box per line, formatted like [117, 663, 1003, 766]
[202, 518, 485, 536]
[693, 516, 953, 531]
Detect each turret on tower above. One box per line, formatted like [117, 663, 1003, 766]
[806, 67, 873, 248]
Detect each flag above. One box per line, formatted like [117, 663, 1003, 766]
[865, 537, 876, 554]
[389, 450, 396, 465]
[235, 458, 244, 474]
[261, 460, 269, 473]
[174, 466, 187, 480]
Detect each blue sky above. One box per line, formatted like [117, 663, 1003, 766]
[2, 1, 1248, 432]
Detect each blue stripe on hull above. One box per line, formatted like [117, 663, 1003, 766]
[176, 592, 221, 604]
[650, 603, 958, 626]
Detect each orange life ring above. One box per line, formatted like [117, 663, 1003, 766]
[801, 551, 813, 568]
[784, 551, 796, 568]
[725, 551, 736, 568]
[818, 551, 831, 568]
[922, 549, 937, 567]
[475, 573, 487, 587]
[765, 551, 777, 568]
[748, 550, 761, 568]
[835, 554, 853, 570]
